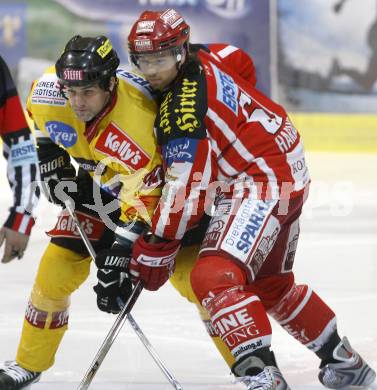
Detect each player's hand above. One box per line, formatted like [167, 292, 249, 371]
[0, 227, 29, 263]
[93, 243, 133, 314]
[38, 142, 76, 206]
[93, 269, 132, 314]
[130, 235, 180, 291]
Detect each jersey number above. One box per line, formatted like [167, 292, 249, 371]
[239, 91, 282, 134]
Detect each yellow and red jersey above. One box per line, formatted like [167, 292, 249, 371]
[27, 66, 163, 226]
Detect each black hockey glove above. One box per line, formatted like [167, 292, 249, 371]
[93, 243, 133, 314]
[37, 140, 76, 206]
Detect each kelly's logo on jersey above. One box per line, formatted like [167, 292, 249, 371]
[47, 210, 104, 241]
[95, 122, 150, 170]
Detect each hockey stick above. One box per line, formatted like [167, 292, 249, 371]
[77, 279, 143, 390]
[63, 200, 183, 390]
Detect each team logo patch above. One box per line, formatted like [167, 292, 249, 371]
[163, 137, 198, 166]
[50, 309, 69, 329]
[62, 68, 84, 81]
[201, 219, 226, 249]
[97, 39, 112, 58]
[25, 301, 48, 329]
[135, 39, 153, 51]
[95, 122, 150, 170]
[160, 9, 184, 29]
[47, 210, 105, 241]
[143, 165, 164, 188]
[45, 121, 78, 147]
[136, 20, 156, 33]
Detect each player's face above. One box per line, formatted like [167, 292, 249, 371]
[136, 51, 180, 91]
[64, 82, 111, 122]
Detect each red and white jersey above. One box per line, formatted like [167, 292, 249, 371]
[0, 55, 39, 234]
[152, 50, 310, 240]
[190, 43, 256, 86]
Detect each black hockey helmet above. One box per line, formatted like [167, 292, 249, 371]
[55, 35, 120, 87]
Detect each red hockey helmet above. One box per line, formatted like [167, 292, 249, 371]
[128, 9, 190, 69]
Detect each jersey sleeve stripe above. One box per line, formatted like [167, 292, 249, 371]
[207, 108, 279, 197]
[216, 45, 238, 58]
[13, 165, 23, 206]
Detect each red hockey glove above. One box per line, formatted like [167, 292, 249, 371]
[130, 235, 181, 291]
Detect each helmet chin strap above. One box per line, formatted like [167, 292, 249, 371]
[175, 47, 186, 71]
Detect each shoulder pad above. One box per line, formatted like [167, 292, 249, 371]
[116, 69, 155, 101]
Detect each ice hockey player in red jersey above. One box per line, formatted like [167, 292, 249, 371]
[119, 8, 376, 390]
[166, 41, 259, 366]
[0, 55, 39, 263]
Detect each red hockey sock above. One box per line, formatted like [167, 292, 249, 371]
[269, 284, 336, 351]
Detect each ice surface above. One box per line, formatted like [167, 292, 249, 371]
[0, 152, 376, 389]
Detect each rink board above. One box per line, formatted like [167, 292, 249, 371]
[290, 113, 377, 152]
